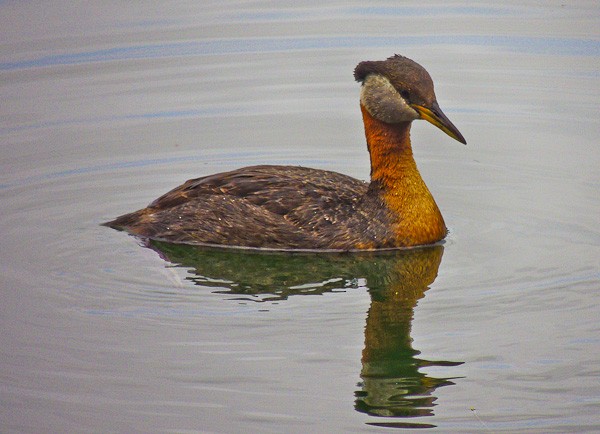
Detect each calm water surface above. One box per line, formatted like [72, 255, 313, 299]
[1, 2, 599, 432]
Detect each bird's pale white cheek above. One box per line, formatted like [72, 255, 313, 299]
[360, 74, 419, 124]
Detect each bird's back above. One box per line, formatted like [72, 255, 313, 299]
[105, 165, 397, 250]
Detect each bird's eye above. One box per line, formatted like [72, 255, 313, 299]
[400, 90, 410, 100]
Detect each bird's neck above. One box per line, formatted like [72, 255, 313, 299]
[360, 103, 447, 245]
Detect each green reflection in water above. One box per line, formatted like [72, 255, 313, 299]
[148, 241, 463, 427]
[356, 246, 463, 424]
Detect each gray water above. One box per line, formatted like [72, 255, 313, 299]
[1, 2, 599, 432]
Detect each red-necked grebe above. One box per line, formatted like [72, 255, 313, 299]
[105, 55, 466, 250]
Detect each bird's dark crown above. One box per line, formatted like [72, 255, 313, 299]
[354, 54, 436, 106]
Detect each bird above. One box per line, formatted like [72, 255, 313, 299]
[104, 54, 466, 251]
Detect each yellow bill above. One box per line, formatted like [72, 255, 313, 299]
[412, 102, 467, 145]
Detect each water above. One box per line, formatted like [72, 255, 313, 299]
[1, 2, 599, 432]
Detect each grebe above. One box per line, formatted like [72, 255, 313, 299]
[105, 55, 466, 250]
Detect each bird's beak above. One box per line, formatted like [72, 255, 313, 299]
[411, 101, 467, 145]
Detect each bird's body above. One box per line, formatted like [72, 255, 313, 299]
[105, 55, 466, 251]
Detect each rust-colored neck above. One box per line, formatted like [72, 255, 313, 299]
[360, 104, 447, 246]
[360, 104, 414, 186]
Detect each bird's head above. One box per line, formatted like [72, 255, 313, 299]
[354, 54, 466, 145]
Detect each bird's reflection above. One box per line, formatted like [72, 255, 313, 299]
[147, 241, 463, 427]
[355, 246, 463, 429]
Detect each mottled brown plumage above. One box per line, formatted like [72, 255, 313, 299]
[105, 55, 466, 251]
